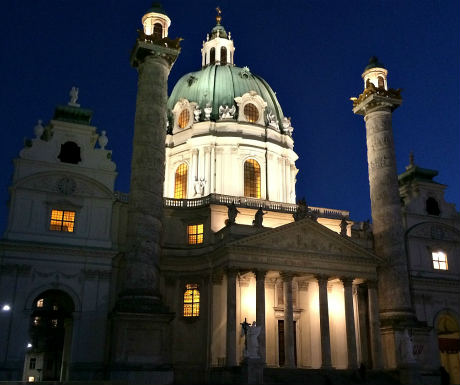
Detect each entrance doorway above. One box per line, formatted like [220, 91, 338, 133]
[278, 320, 297, 366]
[437, 313, 460, 384]
[23, 290, 74, 382]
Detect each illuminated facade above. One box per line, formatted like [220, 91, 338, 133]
[0, 4, 459, 385]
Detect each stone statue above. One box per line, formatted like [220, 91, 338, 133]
[193, 105, 202, 122]
[246, 321, 261, 359]
[194, 178, 206, 197]
[98, 130, 108, 149]
[293, 197, 308, 221]
[267, 110, 279, 131]
[69, 86, 79, 106]
[253, 208, 265, 227]
[219, 104, 236, 119]
[340, 216, 348, 236]
[226, 202, 239, 226]
[282, 117, 293, 136]
[204, 103, 212, 120]
[399, 329, 416, 364]
[34, 119, 44, 138]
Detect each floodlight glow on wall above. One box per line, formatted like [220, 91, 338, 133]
[1, 304, 11, 311]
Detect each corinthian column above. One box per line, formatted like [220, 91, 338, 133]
[255, 269, 267, 363]
[281, 272, 295, 368]
[342, 278, 358, 369]
[316, 275, 332, 368]
[226, 268, 238, 367]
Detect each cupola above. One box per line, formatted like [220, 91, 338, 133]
[362, 56, 388, 90]
[142, 2, 171, 38]
[201, 8, 235, 67]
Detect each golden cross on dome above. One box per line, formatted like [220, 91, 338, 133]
[216, 7, 222, 24]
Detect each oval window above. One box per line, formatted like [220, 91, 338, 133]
[243, 103, 259, 123]
[178, 109, 190, 129]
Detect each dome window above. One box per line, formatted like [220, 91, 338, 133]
[244, 159, 261, 198]
[178, 109, 191, 129]
[244, 103, 259, 123]
[174, 163, 188, 199]
[221, 47, 227, 65]
[210, 48, 215, 64]
[153, 23, 163, 40]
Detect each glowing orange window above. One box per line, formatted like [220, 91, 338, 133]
[174, 163, 188, 199]
[50, 210, 75, 232]
[244, 159, 261, 198]
[183, 284, 200, 317]
[187, 224, 203, 245]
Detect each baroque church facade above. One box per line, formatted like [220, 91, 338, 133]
[0, 5, 459, 385]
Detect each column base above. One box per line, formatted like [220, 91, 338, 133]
[110, 309, 174, 383]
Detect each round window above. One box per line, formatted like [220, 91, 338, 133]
[178, 109, 190, 129]
[243, 103, 259, 123]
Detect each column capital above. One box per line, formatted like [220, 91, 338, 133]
[315, 274, 330, 285]
[280, 271, 295, 282]
[191, 148, 199, 155]
[254, 269, 268, 280]
[340, 277, 355, 287]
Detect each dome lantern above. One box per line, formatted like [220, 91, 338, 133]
[361, 56, 388, 90]
[142, 2, 171, 39]
[201, 8, 235, 67]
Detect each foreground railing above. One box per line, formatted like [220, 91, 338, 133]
[115, 191, 349, 219]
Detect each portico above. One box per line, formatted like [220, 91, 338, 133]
[209, 217, 384, 370]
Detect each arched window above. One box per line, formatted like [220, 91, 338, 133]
[58, 141, 81, 164]
[378, 76, 385, 88]
[174, 163, 188, 199]
[244, 159, 261, 198]
[153, 23, 163, 39]
[178, 109, 190, 129]
[243, 103, 259, 123]
[366, 78, 372, 88]
[210, 48, 215, 64]
[221, 46, 227, 65]
[183, 284, 200, 317]
[432, 251, 448, 270]
[426, 197, 440, 216]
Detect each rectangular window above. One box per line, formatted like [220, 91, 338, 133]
[187, 224, 203, 245]
[432, 251, 448, 270]
[28, 377, 35, 382]
[29, 358, 36, 369]
[50, 209, 75, 232]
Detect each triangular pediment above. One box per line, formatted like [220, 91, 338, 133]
[228, 218, 380, 262]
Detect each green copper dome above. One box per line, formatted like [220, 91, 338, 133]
[146, 2, 167, 16]
[364, 56, 386, 71]
[168, 65, 285, 123]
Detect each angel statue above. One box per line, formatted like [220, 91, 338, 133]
[204, 103, 213, 120]
[219, 104, 236, 119]
[193, 105, 202, 122]
[282, 117, 294, 136]
[266, 110, 279, 131]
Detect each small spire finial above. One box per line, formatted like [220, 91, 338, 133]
[409, 151, 414, 166]
[216, 7, 222, 25]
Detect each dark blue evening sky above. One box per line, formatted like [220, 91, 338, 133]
[1, 1, 459, 233]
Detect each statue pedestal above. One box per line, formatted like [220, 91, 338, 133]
[109, 311, 174, 384]
[241, 358, 264, 384]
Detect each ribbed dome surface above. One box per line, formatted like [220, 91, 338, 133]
[168, 65, 285, 123]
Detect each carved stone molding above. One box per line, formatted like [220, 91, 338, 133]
[0, 263, 31, 276]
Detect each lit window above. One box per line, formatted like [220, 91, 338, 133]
[187, 224, 203, 245]
[244, 159, 261, 198]
[244, 103, 259, 123]
[183, 283, 200, 317]
[36, 299, 44, 308]
[432, 251, 448, 270]
[178, 109, 190, 129]
[28, 377, 35, 382]
[29, 358, 36, 370]
[50, 210, 75, 232]
[174, 163, 188, 199]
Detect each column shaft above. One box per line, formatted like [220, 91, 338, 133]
[317, 275, 332, 368]
[282, 273, 295, 368]
[255, 270, 267, 363]
[368, 281, 384, 369]
[226, 269, 237, 366]
[343, 278, 358, 369]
